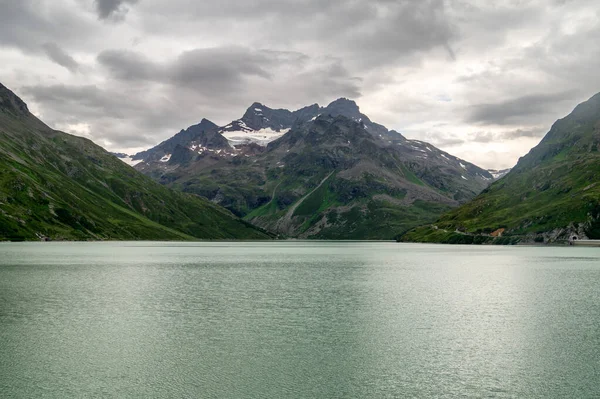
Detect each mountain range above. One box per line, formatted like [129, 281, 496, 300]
[130, 98, 496, 239]
[401, 92, 600, 244]
[5, 78, 594, 244]
[0, 83, 271, 241]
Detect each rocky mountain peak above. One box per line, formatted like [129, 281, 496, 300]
[323, 98, 360, 118]
[199, 118, 218, 128]
[244, 102, 269, 116]
[250, 101, 266, 109]
[237, 102, 294, 131]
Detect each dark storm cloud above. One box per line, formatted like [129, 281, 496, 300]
[467, 91, 580, 125]
[95, 0, 139, 20]
[42, 43, 79, 73]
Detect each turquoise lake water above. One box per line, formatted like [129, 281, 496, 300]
[1, 242, 599, 398]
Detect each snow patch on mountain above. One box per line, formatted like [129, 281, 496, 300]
[112, 153, 144, 166]
[120, 157, 143, 166]
[487, 169, 511, 180]
[222, 128, 290, 147]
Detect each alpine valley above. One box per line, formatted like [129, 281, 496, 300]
[0, 83, 271, 241]
[401, 92, 600, 244]
[130, 98, 497, 239]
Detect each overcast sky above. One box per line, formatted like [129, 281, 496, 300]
[1, 0, 599, 168]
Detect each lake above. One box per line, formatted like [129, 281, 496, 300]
[1, 242, 599, 398]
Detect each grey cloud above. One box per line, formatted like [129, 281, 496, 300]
[467, 91, 580, 125]
[525, 18, 600, 90]
[139, 0, 457, 69]
[472, 131, 496, 143]
[348, 0, 456, 62]
[500, 127, 547, 140]
[21, 44, 362, 150]
[95, 0, 139, 20]
[272, 60, 362, 103]
[449, 1, 545, 51]
[22, 84, 142, 120]
[97, 49, 161, 81]
[141, 0, 363, 21]
[42, 43, 79, 72]
[98, 131, 157, 147]
[171, 47, 274, 90]
[96, 46, 359, 102]
[20, 83, 183, 147]
[414, 130, 467, 147]
[470, 127, 547, 144]
[4, 0, 598, 168]
[0, 1, 91, 51]
[455, 1, 600, 130]
[431, 136, 466, 147]
[98, 47, 281, 89]
[419, 126, 548, 149]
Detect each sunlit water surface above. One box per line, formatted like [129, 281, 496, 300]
[1, 242, 599, 398]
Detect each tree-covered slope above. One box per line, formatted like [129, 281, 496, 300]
[401, 92, 600, 244]
[0, 83, 271, 241]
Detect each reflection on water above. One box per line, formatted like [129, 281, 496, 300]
[1, 242, 599, 398]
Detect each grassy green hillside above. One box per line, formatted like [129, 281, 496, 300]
[0, 83, 271, 241]
[241, 169, 453, 240]
[401, 93, 600, 244]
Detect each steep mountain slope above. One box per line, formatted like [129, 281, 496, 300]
[0, 83, 270, 241]
[134, 98, 493, 239]
[401, 92, 600, 244]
